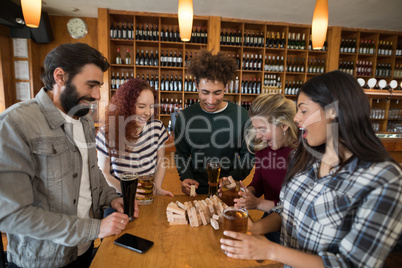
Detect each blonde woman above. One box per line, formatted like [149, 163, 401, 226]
[235, 93, 298, 243]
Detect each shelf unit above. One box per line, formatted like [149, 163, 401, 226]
[98, 8, 402, 134]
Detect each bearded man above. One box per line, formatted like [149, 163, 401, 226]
[0, 43, 138, 268]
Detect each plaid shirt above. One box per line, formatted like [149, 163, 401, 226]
[272, 157, 402, 267]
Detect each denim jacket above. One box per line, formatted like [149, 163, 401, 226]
[0, 88, 119, 267]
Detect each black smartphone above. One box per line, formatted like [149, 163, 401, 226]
[114, 233, 154, 253]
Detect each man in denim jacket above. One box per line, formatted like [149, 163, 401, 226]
[0, 43, 138, 268]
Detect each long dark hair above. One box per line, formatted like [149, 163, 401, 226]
[284, 70, 396, 183]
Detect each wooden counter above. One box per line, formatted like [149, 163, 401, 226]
[91, 195, 282, 268]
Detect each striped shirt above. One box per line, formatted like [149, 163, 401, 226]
[271, 157, 402, 267]
[96, 119, 168, 179]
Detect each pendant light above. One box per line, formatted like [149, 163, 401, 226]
[178, 0, 193, 42]
[311, 0, 328, 50]
[21, 0, 42, 28]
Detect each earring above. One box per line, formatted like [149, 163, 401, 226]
[283, 130, 286, 136]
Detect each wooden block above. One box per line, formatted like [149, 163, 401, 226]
[190, 185, 196, 197]
[228, 175, 235, 184]
[205, 198, 213, 205]
[208, 204, 215, 215]
[198, 208, 208, 225]
[190, 207, 199, 227]
[187, 210, 195, 227]
[218, 202, 224, 214]
[201, 200, 209, 208]
[212, 214, 220, 221]
[169, 221, 188, 225]
[176, 201, 188, 210]
[167, 202, 186, 215]
[210, 218, 219, 230]
[203, 206, 211, 222]
[167, 217, 187, 222]
[167, 213, 187, 219]
[184, 201, 193, 209]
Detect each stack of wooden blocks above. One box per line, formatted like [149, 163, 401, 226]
[166, 195, 228, 230]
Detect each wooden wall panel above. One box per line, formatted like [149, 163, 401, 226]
[327, 26, 342, 72]
[0, 25, 15, 112]
[34, 15, 98, 91]
[207, 16, 221, 54]
[97, 8, 110, 125]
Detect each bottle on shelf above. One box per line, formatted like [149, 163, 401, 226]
[396, 42, 402, 56]
[394, 64, 402, 78]
[111, 72, 116, 90]
[116, 23, 122, 39]
[375, 63, 392, 77]
[144, 50, 149, 66]
[110, 23, 115, 39]
[116, 48, 122, 64]
[125, 49, 131, 65]
[139, 49, 145, 65]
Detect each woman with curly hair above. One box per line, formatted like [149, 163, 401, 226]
[96, 78, 173, 206]
[174, 50, 254, 195]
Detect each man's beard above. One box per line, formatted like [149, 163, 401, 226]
[60, 79, 95, 118]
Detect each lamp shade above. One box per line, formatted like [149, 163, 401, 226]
[21, 0, 42, 28]
[178, 0, 193, 42]
[311, 0, 328, 50]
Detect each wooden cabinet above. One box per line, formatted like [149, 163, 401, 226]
[97, 8, 401, 135]
[98, 9, 209, 128]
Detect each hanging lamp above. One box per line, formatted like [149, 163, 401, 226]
[178, 0, 193, 42]
[311, 0, 328, 50]
[21, 0, 42, 28]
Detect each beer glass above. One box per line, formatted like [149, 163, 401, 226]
[136, 174, 155, 205]
[221, 180, 240, 206]
[222, 206, 248, 234]
[120, 172, 138, 221]
[207, 159, 221, 196]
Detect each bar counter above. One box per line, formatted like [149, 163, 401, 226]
[91, 195, 283, 267]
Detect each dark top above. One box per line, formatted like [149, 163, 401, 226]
[174, 102, 254, 194]
[248, 146, 293, 206]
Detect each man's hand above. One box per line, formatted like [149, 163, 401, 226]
[110, 197, 140, 218]
[181, 179, 199, 195]
[98, 212, 129, 239]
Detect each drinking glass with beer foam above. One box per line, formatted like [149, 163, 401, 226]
[207, 159, 221, 196]
[223, 207, 248, 234]
[136, 174, 155, 205]
[221, 207, 248, 254]
[120, 172, 139, 221]
[221, 176, 241, 206]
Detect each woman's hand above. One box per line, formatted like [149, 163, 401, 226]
[156, 188, 174, 197]
[234, 181, 260, 210]
[220, 231, 273, 260]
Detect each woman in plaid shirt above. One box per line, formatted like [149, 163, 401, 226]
[221, 70, 402, 267]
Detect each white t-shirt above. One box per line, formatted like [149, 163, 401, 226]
[59, 110, 92, 256]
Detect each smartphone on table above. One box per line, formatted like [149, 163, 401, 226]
[114, 233, 154, 253]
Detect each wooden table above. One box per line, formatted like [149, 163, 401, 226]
[91, 195, 283, 268]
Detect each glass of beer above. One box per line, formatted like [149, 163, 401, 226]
[207, 159, 221, 196]
[221, 180, 240, 206]
[222, 207, 248, 234]
[120, 172, 138, 221]
[136, 174, 155, 205]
